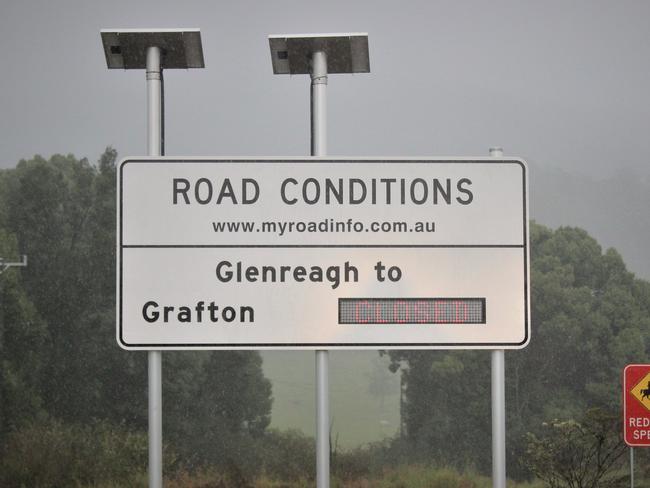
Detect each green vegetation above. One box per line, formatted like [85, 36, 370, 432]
[524, 409, 626, 488]
[162, 465, 538, 488]
[0, 151, 272, 480]
[387, 222, 650, 481]
[1, 150, 649, 486]
[0, 419, 149, 487]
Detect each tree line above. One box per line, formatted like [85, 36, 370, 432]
[0, 149, 272, 473]
[0, 149, 649, 486]
[389, 221, 650, 478]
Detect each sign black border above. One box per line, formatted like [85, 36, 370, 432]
[118, 158, 529, 349]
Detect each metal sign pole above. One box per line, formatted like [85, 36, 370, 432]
[100, 29, 204, 488]
[311, 49, 330, 488]
[146, 45, 164, 488]
[0, 255, 27, 275]
[268, 33, 369, 487]
[630, 447, 634, 488]
[311, 51, 327, 155]
[491, 348, 506, 488]
[490, 147, 506, 488]
[490, 146, 507, 488]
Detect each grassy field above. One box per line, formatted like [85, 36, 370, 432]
[261, 351, 401, 448]
[91, 466, 545, 488]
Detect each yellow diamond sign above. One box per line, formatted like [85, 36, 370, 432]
[631, 372, 650, 411]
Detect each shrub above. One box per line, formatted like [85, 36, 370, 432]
[0, 418, 151, 487]
[523, 408, 627, 488]
[259, 429, 315, 481]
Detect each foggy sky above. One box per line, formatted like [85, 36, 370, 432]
[1, 0, 649, 179]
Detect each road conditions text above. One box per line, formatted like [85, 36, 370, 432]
[172, 176, 474, 206]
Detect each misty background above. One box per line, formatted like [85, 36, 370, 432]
[1, 0, 648, 447]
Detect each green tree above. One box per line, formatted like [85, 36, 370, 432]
[163, 350, 272, 469]
[0, 151, 274, 470]
[0, 229, 48, 438]
[3, 154, 104, 422]
[389, 223, 650, 477]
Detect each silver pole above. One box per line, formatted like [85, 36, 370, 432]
[146, 45, 163, 488]
[311, 49, 330, 488]
[311, 51, 327, 155]
[147, 47, 162, 157]
[631, 447, 634, 488]
[490, 146, 506, 488]
[491, 349, 506, 488]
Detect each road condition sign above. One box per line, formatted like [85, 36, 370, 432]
[624, 364, 650, 446]
[118, 157, 529, 350]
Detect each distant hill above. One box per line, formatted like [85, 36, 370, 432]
[262, 350, 400, 448]
[528, 162, 650, 280]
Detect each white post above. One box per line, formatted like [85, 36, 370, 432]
[311, 49, 330, 488]
[489, 146, 506, 488]
[631, 447, 634, 488]
[311, 51, 327, 156]
[146, 45, 163, 488]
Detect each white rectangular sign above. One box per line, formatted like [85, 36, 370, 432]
[118, 158, 529, 350]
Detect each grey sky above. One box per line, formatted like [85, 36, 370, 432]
[1, 0, 649, 178]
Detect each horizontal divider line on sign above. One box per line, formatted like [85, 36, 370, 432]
[120, 342, 525, 347]
[121, 244, 526, 249]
